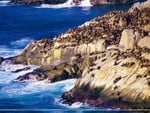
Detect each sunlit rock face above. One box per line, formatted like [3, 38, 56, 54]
[14, 0, 150, 109]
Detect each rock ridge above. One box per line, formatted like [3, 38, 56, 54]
[11, 0, 145, 6]
[14, 0, 150, 109]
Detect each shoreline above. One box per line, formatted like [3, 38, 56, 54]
[1, 0, 150, 110]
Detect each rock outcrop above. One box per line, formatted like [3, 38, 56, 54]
[11, 0, 143, 5]
[11, 0, 67, 5]
[14, 0, 150, 109]
[90, 0, 137, 5]
[0, 57, 4, 64]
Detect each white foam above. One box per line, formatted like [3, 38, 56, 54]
[0, 37, 34, 58]
[79, 0, 92, 7]
[0, 78, 76, 96]
[57, 100, 86, 109]
[36, 0, 92, 9]
[70, 102, 84, 108]
[0, 0, 10, 3]
[0, 45, 22, 58]
[10, 37, 34, 48]
[0, 63, 38, 84]
[0, 0, 11, 6]
[36, 0, 73, 8]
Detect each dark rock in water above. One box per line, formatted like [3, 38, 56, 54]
[11, 0, 67, 5]
[15, 71, 47, 82]
[12, 67, 31, 73]
[0, 57, 4, 64]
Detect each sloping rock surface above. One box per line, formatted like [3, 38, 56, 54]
[15, 0, 150, 108]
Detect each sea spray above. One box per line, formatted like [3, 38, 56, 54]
[36, 0, 92, 8]
[79, 0, 92, 7]
[0, 78, 76, 96]
[0, 0, 10, 6]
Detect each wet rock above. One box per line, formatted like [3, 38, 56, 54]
[11, 0, 67, 5]
[15, 72, 47, 82]
[0, 57, 4, 64]
[12, 67, 31, 73]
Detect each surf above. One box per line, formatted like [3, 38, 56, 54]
[0, 0, 11, 6]
[36, 0, 92, 8]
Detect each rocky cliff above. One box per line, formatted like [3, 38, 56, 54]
[14, 0, 150, 109]
[11, 0, 141, 5]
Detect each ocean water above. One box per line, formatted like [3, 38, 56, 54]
[0, 0, 142, 112]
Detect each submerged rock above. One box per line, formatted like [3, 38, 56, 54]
[14, 0, 150, 109]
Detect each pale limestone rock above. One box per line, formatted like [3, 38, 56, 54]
[76, 55, 150, 103]
[119, 18, 127, 27]
[144, 24, 150, 32]
[119, 29, 135, 50]
[78, 44, 88, 55]
[95, 39, 106, 52]
[87, 43, 96, 54]
[138, 36, 150, 48]
[129, 0, 150, 12]
[54, 42, 61, 49]
[142, 53, 150, 60]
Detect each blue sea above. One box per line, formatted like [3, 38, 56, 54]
[0, 0, 144, 112]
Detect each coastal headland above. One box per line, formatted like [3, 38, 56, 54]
[3, 0, 150, 109]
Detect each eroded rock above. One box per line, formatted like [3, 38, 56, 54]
[14, 0, 150, 109]
[119, 29, 135, 50]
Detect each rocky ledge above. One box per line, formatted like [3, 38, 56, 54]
[13, 0, 150, 109]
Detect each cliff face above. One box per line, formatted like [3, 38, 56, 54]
[14, 0, 150, 108]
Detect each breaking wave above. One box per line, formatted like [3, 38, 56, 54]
[0, 0, 11, 6]
[0, 37, 34, 58]
[36, 0, 92, 9]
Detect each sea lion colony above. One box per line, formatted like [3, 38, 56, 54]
[8, 0, 150, 109]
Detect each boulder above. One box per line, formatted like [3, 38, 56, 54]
[0, 57, 4, 64]
[15, 72, 47, 82]
[144, 24, 150, 32]
[119, 29, 135, 50]
[138, 36, 150, 48]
